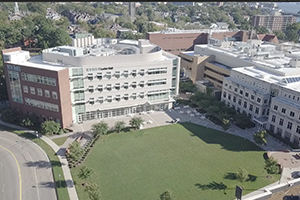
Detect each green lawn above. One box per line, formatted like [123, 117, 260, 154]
[0, 125, 70, 200]
[52, 136, 68, 146]
[71, 123, 279, 200]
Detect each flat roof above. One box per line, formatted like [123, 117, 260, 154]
[208, 61, 232, 70]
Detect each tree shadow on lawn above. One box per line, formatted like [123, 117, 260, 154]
[195, 181, 229, 195]
[180, 123, 264, 152]
[224, 172, 257, 182]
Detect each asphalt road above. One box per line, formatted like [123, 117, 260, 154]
[0, 131, 57, 200]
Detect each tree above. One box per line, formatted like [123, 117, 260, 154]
[20, 118, 33, 127]
[274, 30, 286, 40]
[236, 167, 248, 183]
[129, 117, 144, 130]
[84, 183, 101, 200]
[114, 121, 126, 133]
[284, 23, 300, 43]
[253, 130, 268, 146]
[68, 141, 83, 161]
[160, 190, 172, 200]
[255, 26, 269, 34]
[78, 166, 94, 181]
[92, 121, 109, 137]
[41, 120, 61, 135]
[264, 157, 280, 175]
[222, 118, 230, 130]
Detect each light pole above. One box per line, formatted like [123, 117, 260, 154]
[58, 174, 61, 187]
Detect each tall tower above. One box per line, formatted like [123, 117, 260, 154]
[128, 2, 135, 22]
[14, 2, 19, 14]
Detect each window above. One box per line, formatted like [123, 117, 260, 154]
[87, 73, 93, 80]
[123, 70, 129, 78]
[279, 118, 284, 126]
[107, 96, 112, 103]
[255, 107, 259, 114]
[97, 72, 102, 79]
[297, 125, 300, 134]
[234, 88, 238, 92]
[281, 108, 286, 114]
[89, 98, 94, 104]
[240, 90, 243, 95]
[132, 82, 137, 88]
[30, 87, 35, 95]
[257, 98, 261, 103]
[98, 85, 103, 92]
[132, 70, 137, 76]
[106, 84, 112, 91]
[274, 105, 278, 110]
[264, 99, 268, 104]
[251, 95, 254, 100]
[115, 71, 120, 78]
[243, 102, 247, 108]
[37, 88, 42, 96]
[233, 96, 236, 103]
[132, 93, 137, 99]
[52, 91, 58, 99]
[45, 90, 50, 98]
[290, 111, 295, 117]
[124, 82, 129, 89]
[271, 115, 276, 122]
[140, 92, 145, 98]
[124, 94, 129, 100]
[88, 85, 94, 92]
[223, 92, 226, 98]
[106, 72, 111, 79]
[140, 69, 145, 76]
[228, 94, 231, 100]
[115, 95, 121, 101]
[249, 104, 253, 111]
[98, 97, 103, 103]
[238, 99, 241, 105]
[287, 122, 293, 130]
[245, 92, 249, 97]
[140, 81, 145, 87]
[115, 83, 120, 90]
[23, 85, 28, 93]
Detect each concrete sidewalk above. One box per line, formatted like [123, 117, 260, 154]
[0, 116, 79, 200]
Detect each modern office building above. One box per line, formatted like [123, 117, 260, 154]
[252, 12, 296, 31]
[2, 39, 180, 128]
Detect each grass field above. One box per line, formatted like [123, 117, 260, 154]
[71, 123, 279, 200]
[52, 136, 68, 146]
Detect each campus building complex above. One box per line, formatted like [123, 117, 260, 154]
[2, 39, 180, 128]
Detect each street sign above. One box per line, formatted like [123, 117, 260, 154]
[235, 185, 243, 200]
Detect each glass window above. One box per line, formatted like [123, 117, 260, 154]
[52, 91, 58, 99]
[106, 84, 112, 91]
[45, 90, 50, 98]
[257, 98, 261, 103]
[290, 111, 295, 117]
[124, 82, 129, 89]
[115, 83, 120, 90]
[115, 95, 121, 101]
[23, 85, 28, 93]
[132, 93, 137, 99]
[37, 88, 42, 96]
[30, 87, 35, 95]
[281, 108, 286, 114]
[274, 105, 278, 110]
[271, 115, 276, 122]
[279, 118, 284, 126]
[287, 122, 293, 130]
[115, 71, 120, 78]
[124, 94, 129, 100]
[98, 97, 103, 103]
[107, 96, 112, 102]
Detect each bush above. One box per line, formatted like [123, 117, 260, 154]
[268, 131, 299, 149]
[41, 120, 61, 135]
[207, 115, 223, 126]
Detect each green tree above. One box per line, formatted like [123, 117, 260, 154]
[264, 157, 280, 174]
[255, 26, 269, 34]
[68, 141, 83, 161]
[222, 118, 230, 130]
[114, 121, 126, 133]
[41, 120, 61, 135]
[84, 183, 101, 200]
[253, 130, 268, 146]
[160, 190, 172, 200]
[274, 30, 286, 40]
[284, 23, 300, 43]
[20, 118, 33, 127]
[92, 121, 109, 137]
[129, 117, 144, 130]
[236, 167, 248, 183]
[78, 166, 94, 181]
[55, 16, 71, 31]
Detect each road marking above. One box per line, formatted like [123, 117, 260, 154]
[0, 145, 22, 200]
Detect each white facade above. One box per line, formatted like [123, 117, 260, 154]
[42, 39, 180, 123]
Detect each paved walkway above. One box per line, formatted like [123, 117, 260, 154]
[0, 116, 79, 200]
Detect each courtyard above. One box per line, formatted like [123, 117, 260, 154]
[70, 122, 280, 200]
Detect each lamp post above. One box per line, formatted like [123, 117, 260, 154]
[59, 174, 61, 187]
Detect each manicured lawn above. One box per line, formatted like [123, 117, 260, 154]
[71, 123, 279, 200]
[0, 125, 70, 200]
[52, 136, 68, 146]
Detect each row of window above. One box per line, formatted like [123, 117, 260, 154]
[87, 79, 167, 92]
[21, 73, 56, 86]
[223, 90, 268, 104]
[23, 85, 58, 100]
[24, 98, 59, 112]
[88, 93, 145, 104]
[271, 115, 300, 133]
[273, 104, 300, 119]
[225, 98, 268, 116]
[86, 68, 168, 80]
